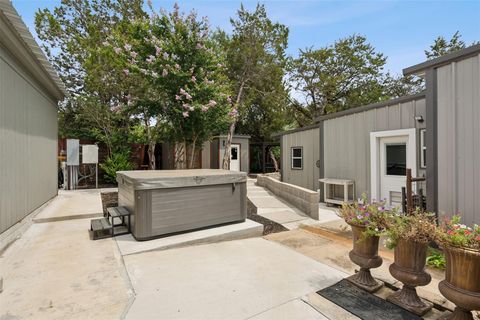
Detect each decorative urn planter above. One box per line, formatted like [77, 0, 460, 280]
[386, 238, 433, 315]
[346, 223, 383, 292]
[438, 246, 480, 320]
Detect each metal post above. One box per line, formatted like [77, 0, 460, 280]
[406, 168, 413, 215]
[96, 163, 98, 189]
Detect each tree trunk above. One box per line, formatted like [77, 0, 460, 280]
[148, 142, 156, 170]
[188, 141, 197, 169]
[174, 142, 186, 169]
[269, 148, 279, 172]
[222, 81, 245, 170]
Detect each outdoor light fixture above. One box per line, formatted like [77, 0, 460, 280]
[414, 115, 424, 122]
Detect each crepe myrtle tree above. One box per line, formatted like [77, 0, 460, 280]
[103, 4, 234, 169]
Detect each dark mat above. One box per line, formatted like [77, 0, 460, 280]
[317, 279, 422, 320]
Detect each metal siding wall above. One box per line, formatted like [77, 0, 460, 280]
[0, 49, 58, 234]
[281, 127, 320, 191]
[323, 98, 426, 199]
[437, 55, 480, 225]
[218, 137, 249, 173]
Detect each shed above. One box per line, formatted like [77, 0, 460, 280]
[404, 44, 480, 225]
[0, 0, 66, 238]
[203, 135, 250, 173]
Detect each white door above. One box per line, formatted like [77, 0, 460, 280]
[379, 136, 410, 207]
[230, 144, 240, 171]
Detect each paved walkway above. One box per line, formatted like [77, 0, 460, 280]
[246, 179, 340, 230]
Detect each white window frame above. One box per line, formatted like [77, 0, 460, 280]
[420, 129, 426, 168]
[291, 147, 303, 170]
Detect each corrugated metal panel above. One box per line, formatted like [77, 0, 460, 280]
[323, 98, 426, 199]
[0, 46, 58, 234]
[437, 54, 480, 225]
[281, 127, 320, 191]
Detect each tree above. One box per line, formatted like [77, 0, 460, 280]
[289, 35, 391, 125]
[35, 0, 146, 155]
[425, 31, 466, 60]
[108, 4, 233, 169]
[219, 4, 289, 169]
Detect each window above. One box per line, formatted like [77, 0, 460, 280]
[420, 129, 426, 168]
[385, 144, 406, 176]
[291, 147, 303, 170]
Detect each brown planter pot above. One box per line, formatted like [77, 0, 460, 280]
[438, 246, 480, 320]
[387, 238, 433, 315]
[346, 222, 383, 292]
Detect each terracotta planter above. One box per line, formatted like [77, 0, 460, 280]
[387, 238, 432, 315]
[438, 246, 480, 320]
[346, 222, 383, 292]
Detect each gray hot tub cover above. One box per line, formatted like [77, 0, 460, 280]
[116, 169, 247, 190]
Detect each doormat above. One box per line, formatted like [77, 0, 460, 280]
[317, 279, 422, 320]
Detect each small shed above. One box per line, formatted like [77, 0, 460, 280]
[203, 135, 250, 173]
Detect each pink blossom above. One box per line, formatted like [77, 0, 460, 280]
[182, 111, 189, 118]
[155, 46, 162, 56]
[175, 64, 180, 70]
[163, 52, 169, 59]
[196, 43, 204, 50]
[227, 96, 232, 103]
[191, 76, 196, 83]
[146, 55, 155, 63]
[102, 41, 109, 46]
[175, 95, 181, 100]
[114, 47, 122, 54]
[130, 51, 138, 59]
[123, 69, 130, 76]
[189, 105, 194, 111]
[185, 93, 192, 100]
[180, 88, 187, 95]
[140, 68, 147, 74]
[228, 108, 238, 117]
[124, 44, 132, 51]
[162, 69, 168, 77]
[201, 105, 209, 112]
[182, 103, 190, 109]
[208, 100, 217, 107]
[151, 72, 159, 78]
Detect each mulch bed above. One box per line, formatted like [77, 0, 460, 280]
[100, 192, 118, 216]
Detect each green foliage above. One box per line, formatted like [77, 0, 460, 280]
[425, 31, 468, 60]
[383, 210, 437, 250]
[426, 247, 446, 270]
[217, 4, 291, 141]
[437, 215, 480, 250]
[339, 194, 392, 238]
[100, 151, 134, 184]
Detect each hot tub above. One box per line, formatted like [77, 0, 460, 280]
[116, 169, 247, 240]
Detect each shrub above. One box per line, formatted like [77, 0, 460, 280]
[338, 194, 392, 237]
[426, 247, 446, 269]
[436, 215, 480, 250]
[100, 151, 134, 184]
[383, 210, 437, 249]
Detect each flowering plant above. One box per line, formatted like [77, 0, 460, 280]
[436, 215, 480, 250]
[338, 194, 391, 237]
[383, 209, 437, 249]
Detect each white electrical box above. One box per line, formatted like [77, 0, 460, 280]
[66, 139, 80, 166]
[82, 145, 99, 164]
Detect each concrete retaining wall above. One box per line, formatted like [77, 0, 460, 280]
[257, 175, 319, 219]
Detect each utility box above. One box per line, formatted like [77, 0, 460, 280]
[66, 139, 79, 166]
[82, 145, 99, 164]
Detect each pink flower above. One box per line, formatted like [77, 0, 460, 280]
[163, 52, 169, 59]
[191, 76, 196, 83]
[228, 108, 238, 117]
[162, 69, 168, 77]
[189, 105, 194, 111]
[182, 111, 189, 118]
[227, 96, 232, 104]
[175, 95, 181, 100]
[123, 69, 129, 76]
[114, 47, 122, 54]
[124, 44, 132, 51]
[208, 100, 217, 107]
[201, 105, 209, 112]
[182, 103, 190, 109]
[180, 88, 187, 95]
[146, 55, 155, 63]
[130, 51, 138, 59]
[185, 93, 192, 100]
[155, 46, 162, 56]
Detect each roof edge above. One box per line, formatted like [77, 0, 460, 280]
[403, 44, 480, 76]
[0, 1, 66, 101]
[271, 123, 320, 138]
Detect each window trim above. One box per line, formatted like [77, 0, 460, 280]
[420, 129, 426, 168]
[291, 146, 303, 170]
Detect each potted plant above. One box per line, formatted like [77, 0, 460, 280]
[436, 215, 480, 320]
[339, 196, 390, 292]
[384, 210, 437, 315]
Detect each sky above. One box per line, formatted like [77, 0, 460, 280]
[11, 0, 480, 76]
